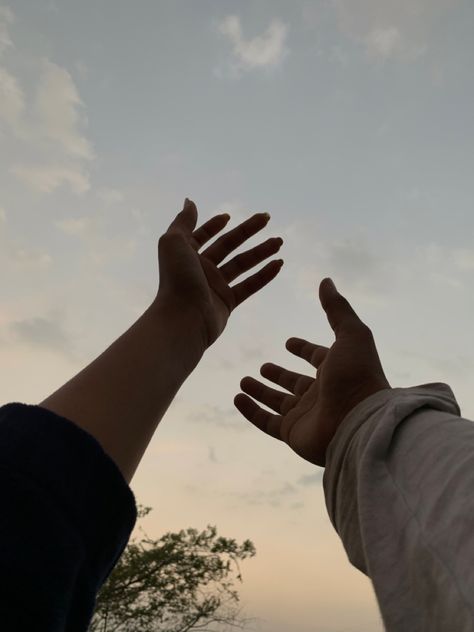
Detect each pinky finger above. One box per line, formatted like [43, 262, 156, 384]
[234, 393, 283, 441]
[232, 259, 284, 308]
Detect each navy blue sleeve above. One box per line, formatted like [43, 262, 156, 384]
[0, 402, 138, 632]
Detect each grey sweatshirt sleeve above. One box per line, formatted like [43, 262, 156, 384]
[323, 382, 474, 632]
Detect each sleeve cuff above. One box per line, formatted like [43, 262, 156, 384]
[323, 382, 461, 546]
[0, 402, 138, 585]
[325, 382, 460, 468]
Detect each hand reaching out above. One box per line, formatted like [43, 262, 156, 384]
[157, 198, 284, 350]
[234, 278, 391, 466]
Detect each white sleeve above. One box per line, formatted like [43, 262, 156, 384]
[323, 382, 474, 632]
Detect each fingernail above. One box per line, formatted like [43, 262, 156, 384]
[326, 278, 337, 292]
[263, 212, 271, 222]
[184, 197, 191, 207]
[221, 213, 231, 221]
[276, 237, 284, 246]
[276, 259, 284, 266]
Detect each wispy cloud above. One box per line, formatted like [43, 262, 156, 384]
[281, 218, 393, 303]
[365, 26, 402, 59]
[10, 164, 90, 194]
[216, 15, 289, 77]
[0, 66, 24, 128]
[97, 187, 124, 205]
[453, 248, 474, 271]
[231, 482, 298, 508]
[297, 471, 323, 486]
[1, 7, 93, 194]
[331, 0, 459, 61]
[208, 446, 218, 463]
[6, 312, 78, 362]
[187, 403, 247, 432]
[33, 59, 93, 160]
[0, 6, 13, 55]
[54, 216, 95, 237]
[9, 246, 53, 269]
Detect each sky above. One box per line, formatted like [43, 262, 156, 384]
[1, 1, 474, 630]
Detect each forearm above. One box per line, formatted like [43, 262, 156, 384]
[38, 297, 205, 485]
[323, 383, 471, 631]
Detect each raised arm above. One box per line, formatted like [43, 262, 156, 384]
[235, 279, 473, 631]
[39, 198, 283, 484]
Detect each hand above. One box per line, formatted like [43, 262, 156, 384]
[156, 198, 284, 350]
[234, 278, 391, 466]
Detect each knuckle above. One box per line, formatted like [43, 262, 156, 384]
[358, 322, 373, 339]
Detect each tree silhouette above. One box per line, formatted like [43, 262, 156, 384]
[88, 505, 256, 632]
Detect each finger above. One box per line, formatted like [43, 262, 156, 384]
[232, 259, 283, 308]
[191, 214, 231, 250]
[167, 198, 198, 234]
[202, 212, 271, 266]
[319, 278, 365, 337]
[240, 376, 295, 415]
[234, 393, 283, 441]
[260, 362, 314, 396]
[220, 237, 283, 283]
[285, 338, 329, 369]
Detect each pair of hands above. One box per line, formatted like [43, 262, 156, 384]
[157, 199, 391, 467]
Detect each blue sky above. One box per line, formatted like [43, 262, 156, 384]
[1, 1, 473, 630]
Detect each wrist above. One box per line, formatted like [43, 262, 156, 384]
[150, 294, 207, 374]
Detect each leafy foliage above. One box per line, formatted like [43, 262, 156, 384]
[88, 506, 256, 632]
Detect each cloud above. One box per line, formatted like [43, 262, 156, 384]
[54, 216, 95, 237]
[282, 218, 473, 308]
[0, 66, 24, 129]
[10, 247, 53, 269]
[7, 312, 77, 361]
[33, 59, 94, 161]
[233, 482, 298, 508]
[282, 218, 393, 303]
[365, 26, 402, 59]
[97, 187, 124, 205]
[0, 9, 24, 132]
[297, 471, 323, 486]
[216, 15, 288, 76]
[402, 350, 474, 378]
[331, 0, 459, 61]
[326, 237, 381, 284]
[452, 248, 474, 271]
[10, 164, 90, 194]
[0, 8, 93, 194]
[187, 403, 247, 432]
[0, 6, 13, 56]
[208, 446, 218, 463]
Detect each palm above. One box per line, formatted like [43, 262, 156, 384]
[280, 380, 322, 461]
[236, 339, 332, 466]
[277, 339, 357, 464]
[235, 285, 391, 467]
[158, 199, 283, 347]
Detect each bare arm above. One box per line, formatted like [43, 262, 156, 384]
[38, 299, 201, 485]
[39, 199, 283, 484]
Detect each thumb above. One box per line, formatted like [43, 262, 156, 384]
[158, 228, 192, 279]
[167, 198, 198, 234]
[319, 278, 364, 337]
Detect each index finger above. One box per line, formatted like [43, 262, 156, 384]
[202, 212, 271, 266]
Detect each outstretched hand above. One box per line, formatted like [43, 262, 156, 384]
[234, 278, 391, 466]
[157, 198, 284, 350]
